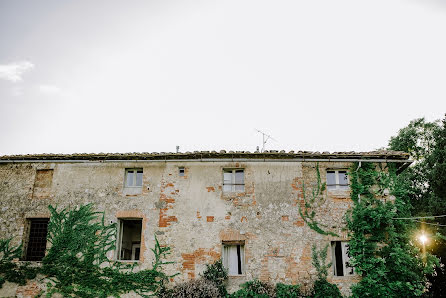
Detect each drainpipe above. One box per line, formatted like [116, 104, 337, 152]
[355, 161, 362, 203]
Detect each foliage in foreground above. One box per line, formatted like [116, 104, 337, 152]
[388, 115, 446, 297]
[346, 162, 438, 297]
[159, 260, 228, 298]
[202, 259, 228, 296]
[229, 280, 300, 298]
[158, 278, 221, 298]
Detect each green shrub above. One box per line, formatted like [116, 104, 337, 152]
[312, 279, 341, 298]
[230, 280, 275, 298]
[202, 260, 228, 296]
[275, 283, 300, 298]
[159, 278, 221, 298]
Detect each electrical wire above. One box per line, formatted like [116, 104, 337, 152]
[392, 214, 446, 220]
[410, 219, 446, 227]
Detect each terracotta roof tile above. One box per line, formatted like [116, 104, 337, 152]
[0, 150, 410, 161]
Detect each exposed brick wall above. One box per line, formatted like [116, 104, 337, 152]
[158, 180, 178, 228]
[181, 248, 220, 279]
[15, 281, 41, 298]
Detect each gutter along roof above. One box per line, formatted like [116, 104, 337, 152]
[0, 150, 410, 162]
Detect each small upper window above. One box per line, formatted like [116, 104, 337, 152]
[326, 170, 349, 190]
[331, 241, 355, 276]
[179, 167, 185, 177]
[223, 169, 244, 192]
[125, 169, 143, 187]
[222, 242, 245, 275]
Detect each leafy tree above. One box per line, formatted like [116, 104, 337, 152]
[347, 162, 437, 297]
[388, 115, 446, 296]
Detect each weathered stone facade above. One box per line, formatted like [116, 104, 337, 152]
[0, 151, 410, 297]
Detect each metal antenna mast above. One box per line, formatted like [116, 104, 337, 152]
[255, 129, 277, 152]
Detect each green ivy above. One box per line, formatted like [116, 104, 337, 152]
[41, 203, 174, 297]
[298, 163, 338, 237]
[310, 244, 341, 298]
[346, 162, 438, 297]
[0, 238, 38, 288]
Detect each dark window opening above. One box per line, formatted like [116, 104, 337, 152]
[334, 241, 344, 276]
[117, 219, 142, 261]
[236, 245, 242, 275]
[332, 241, 354, 276]
[25, 218, 49, 261]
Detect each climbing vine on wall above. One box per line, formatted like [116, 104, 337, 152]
[298, 163, 338, 237]
[41, 203, 175, 297]
[0, 238, 38, 288]
[311, 244, 342, 298]
[346, 162, 438, 297]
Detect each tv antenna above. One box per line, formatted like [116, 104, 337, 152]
[255, 129, 277, 152]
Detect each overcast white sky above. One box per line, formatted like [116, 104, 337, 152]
[1, 0, 445, 155]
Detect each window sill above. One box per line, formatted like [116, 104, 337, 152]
[116, 260, 141, 264]
[222, 192, 247, 198]
[327, 189, 351, 199]
[17, 260, 43, 264]
[330, 275, 359, 282]
[228, 274, 246, 278]
[123, 187, 143, 196]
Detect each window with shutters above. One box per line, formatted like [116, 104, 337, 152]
[222, 242, 245, 276]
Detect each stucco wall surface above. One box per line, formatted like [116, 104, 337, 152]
[0, 161, 364, 296]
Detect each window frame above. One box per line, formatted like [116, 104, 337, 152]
[222, 169, 245, 193]
[222, 242, 245, 276]
[124, 168, 143, 188]
[116, 218, 143, 262]
[23, 218, 49, 261]
[331, 241, 355, 277]
[179, 167, 185, 177]
[326, 169, 349, 191]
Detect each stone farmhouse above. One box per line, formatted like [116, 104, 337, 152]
[0, 150, 410, 296]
